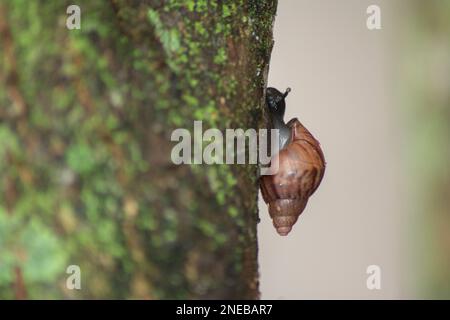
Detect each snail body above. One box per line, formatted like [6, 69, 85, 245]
[260, 88, 325, 236]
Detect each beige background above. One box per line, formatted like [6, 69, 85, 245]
[258, 0, 413, 299]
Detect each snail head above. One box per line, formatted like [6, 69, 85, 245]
[266, 87, 291, 120]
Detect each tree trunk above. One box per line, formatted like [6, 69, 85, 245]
[0, 0, 277, 299]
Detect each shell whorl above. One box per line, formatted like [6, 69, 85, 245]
[260, 118, 325, 236]
[268, 199, 307, 236]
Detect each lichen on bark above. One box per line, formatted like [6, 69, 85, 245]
[0, 0, 277, 299]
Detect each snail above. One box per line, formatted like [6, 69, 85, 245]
[260, 87, 326, 236]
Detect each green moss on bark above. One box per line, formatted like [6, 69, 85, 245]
[0, 0, 277, 299]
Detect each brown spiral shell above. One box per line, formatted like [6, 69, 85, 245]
[260, 118, 326, 236]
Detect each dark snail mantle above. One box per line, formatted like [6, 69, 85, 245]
[260, 87, 326, 236]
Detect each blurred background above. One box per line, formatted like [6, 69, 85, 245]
[259, 0, 450, 299]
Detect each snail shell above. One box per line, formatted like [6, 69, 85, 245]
[260, 118, 325, 236]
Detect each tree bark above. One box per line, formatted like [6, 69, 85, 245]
[0, 0, 277, 299]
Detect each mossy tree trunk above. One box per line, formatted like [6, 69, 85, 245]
[0, 0, 277, 299]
